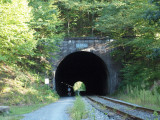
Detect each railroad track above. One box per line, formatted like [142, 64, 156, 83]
[86, 96, 160, 120]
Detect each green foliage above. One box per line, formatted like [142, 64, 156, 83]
[0, 0, 36, 63]
[120, 62, 160, 89]
[95, 1, 133, 37]
[54, 0, 108, 37]
[56, 1, 160, 90]
[68, 96, 88, 120]
[0, 115, 23, 120]
[93, 0, 160, 90]
[0, 0, 160, 100]
[144, 0, 160, 25]
[0, 64, 59, 106]
[73, 81, 86, 92]
[29, 0, 63, 58]
[0, 103, 52, 120]
[115, 85, 160, 111]
[0, 0, 63, 74]
[147, 48, 160, 60]
[153, 111, 158, 120]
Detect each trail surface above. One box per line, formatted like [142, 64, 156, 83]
[22, 97, 74, 120]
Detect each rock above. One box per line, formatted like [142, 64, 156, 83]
[108, 112, 115, 118]
[0, 106, 10, 114]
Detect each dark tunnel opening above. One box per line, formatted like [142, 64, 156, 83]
[55, 51, 108, 96]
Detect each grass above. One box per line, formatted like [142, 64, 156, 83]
[0, 64, 59, 106]
[112, 85, 160, 111]
[98, 103, 106, 110]
[0, 63, 59, 119]
[68, 96, 88, 120]
[0, 103, 50, 120]
[10, 103, 49, 115]
[0, 116, 23, 120]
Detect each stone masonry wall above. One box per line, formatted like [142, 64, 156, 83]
[51, 37, 121, 94]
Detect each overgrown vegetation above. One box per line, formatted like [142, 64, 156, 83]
[0, 0, 160, 115]
[0, 0, 60, 108]
[0, 64, 59, 119]
[0, 64, 59, 106]
[94, 0, 160, 92]
[55, 0, 160, 109]
[54, 0, 160, 93]
[97, 0, 160, 108]
[0, 0, 63, 72]
[0, 1, 61, 119]
[68, 96, 88, 120]
[113, 85, 160, 111]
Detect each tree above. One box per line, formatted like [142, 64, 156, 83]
[22, 0, 64, 72]
[54, 0, 107, 37]
[0, 0, 36, 63]
[94, 0, 160, 89]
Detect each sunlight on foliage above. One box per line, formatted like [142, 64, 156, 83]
[115, 85, 160, 111]
[68, 96, 88, 120]
[0, 0, 36, 62]
[0, 64, 59, 106]
[73, 81, 86, 92]
[0, 0, 160, 113]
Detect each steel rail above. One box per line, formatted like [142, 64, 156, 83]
[98, 96, 160, 115]
[87, 96, 144, 120]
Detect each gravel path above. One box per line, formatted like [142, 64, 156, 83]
[22, 97, 74, 120]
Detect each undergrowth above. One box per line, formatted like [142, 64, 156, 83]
[0, 63, 59, 119]
[0, 63, 59, 106]
[114, 85, 160, 111]
[68, 96, 88, 120]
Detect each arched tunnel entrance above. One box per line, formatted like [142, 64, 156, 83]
[55, 51, 108, 96]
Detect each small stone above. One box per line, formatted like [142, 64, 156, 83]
[0, 106, 10, 114]
[108, 112, 115, 118]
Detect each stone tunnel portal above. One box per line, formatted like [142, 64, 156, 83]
[55, 51, 108, 96]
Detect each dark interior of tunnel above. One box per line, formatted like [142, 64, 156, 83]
[55, 51, 108, 96]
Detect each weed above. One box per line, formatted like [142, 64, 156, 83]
[113, 85, 160, 111]
[153, 111, 158, 120]
[68, 96, 88, 120]
[0, 64, 59, 119]
[99, 104, 106, 110]
[0, 64, 59, 106]
[91, 107, 96, 120]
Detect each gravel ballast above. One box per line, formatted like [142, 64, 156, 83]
[84, 97, 122, 120]
[89, 96, 160, 120]
[83, 98, 110, 120]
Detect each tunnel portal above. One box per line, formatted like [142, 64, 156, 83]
[55, 51, 108, 96]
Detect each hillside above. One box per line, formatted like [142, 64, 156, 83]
[0, 63, 58, 106]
